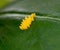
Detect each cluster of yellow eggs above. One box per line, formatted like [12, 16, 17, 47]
[19, 13, 36, 30]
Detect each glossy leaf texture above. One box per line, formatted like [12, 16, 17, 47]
[0, 0, 60, 50]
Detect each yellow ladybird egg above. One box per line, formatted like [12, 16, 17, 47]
[19, 13, 36, 30]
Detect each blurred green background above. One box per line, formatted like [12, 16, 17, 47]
[0, 0, 60, 50]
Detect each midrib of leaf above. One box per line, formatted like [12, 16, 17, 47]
[0, 13, 60, 22]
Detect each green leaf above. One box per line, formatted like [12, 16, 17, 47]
[0, 0, 60, 50]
